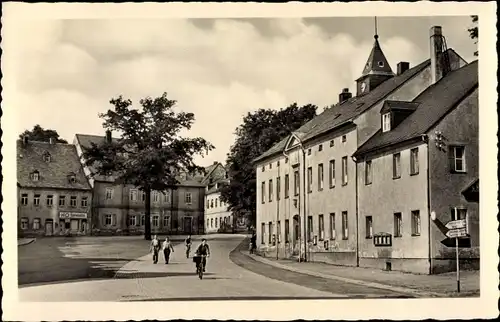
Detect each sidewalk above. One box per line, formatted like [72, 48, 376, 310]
[18, 238, 36, 246]
[246, 252, 480, 298]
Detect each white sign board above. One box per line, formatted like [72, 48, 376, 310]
[446, 228, 467, 238]
[445, 219, 466, 230]
[59, 212, 88, 219]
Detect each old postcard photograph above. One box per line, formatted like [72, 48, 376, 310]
[1, 1, 498, 321]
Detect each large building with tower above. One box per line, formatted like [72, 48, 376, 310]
[254, 25, 478, 274]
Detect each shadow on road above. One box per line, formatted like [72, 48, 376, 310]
[114, 272, 215, 279]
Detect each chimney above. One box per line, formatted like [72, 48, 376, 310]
[213, 161, 218, 165]
[430, 26, 444, 84]
[397, 62, 410, 75]
[105, 130, 112, 143]
[49, 137, 55, 144]
[338, 88, 352, 104]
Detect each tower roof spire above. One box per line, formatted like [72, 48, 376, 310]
[359, 17, 394, 78]
[374, 16, 378, 40]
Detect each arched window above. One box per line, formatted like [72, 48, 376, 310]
[43, 152, 51, 162]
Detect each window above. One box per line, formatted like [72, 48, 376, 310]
[318, 164, 324, 190]
[342, 156, 348, 185]
[382, 113, 391, 132]
[262, 166, 265, 172]
[394, 213, 402, 237]
[411, 210, 421, 236]
[329, 213, 336, 240]
[268, 222, 273, 243]
[451, 207, 468, 221]
[450, 146, 466, 173]
[366, 216, 373, 238]
[261, 223, 266, 244]
[105, 188, 114, 200]
[277, 161, 280, 167]
[105, 214, 113, 226]
[81, 197, 88, 207]
[393, 153, 401, 179]
[318, 144, 323, 152]
[141, 215, 145, 226]
[70, 196, 77, 207]
[43, 153, 51, 162]
[308, 149, 311, 155]
[410, 148, 419, 175]
[365, 161, 373, 185]
[342, 135, 347, 143]
[307, 216, 313, 242]
[210, 218, 213, 228]
[215, 218, 218, 228]
[46, 195, 53, 206]
[285, 219, 290, 242]
[152, 215, 159, 227]
[153, 191, 160, 203]
[329, 160, 336, 188]
[215, 198, 218, 207]
[269, 163, 272, 169]
[69, 175, 76, 184]
[129, 215, 136, 226]
[130, 189, 138, 201]
[307, 167, 312, 193]
[285, 157, 288, 164]
[211, 199, 214, 208]
[294, 170, 300, 196]
[21, 193, 28, 206]
[34, 194, 40, 206]
[330, 139, 335, 147]
[141, 191, 146, 202]
[33, 218, 40, 230]
[21, 218, 29, 230]
[164, 190, 171, 203]
[276, 177, 281, 201]
[277, 221, 281, 243]
[342, 211, 348, 240]
[59, 195, 65, 206]
[261, 181, 266, 203]
[284, 174, 289, 198]
[269, 179, 273, 202]
[32, 171, 40, 181]
[378, 61, 385, 67]
[163, 216, 170, 228]
[319, 214, 325, 240]
[185, 192, 192, 204]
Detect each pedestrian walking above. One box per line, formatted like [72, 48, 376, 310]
[163, 237, 175, 264]
[250, 232, 257, 254]
[150, 235, 161, 264]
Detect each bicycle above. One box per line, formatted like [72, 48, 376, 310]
[194, 254, 207, 280]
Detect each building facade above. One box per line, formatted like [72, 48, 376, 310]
[254, 26, 473, 274]
[353, 61, 478, 274]
[74, 133, 206, 236]
[202, 162, 233, 233]
[17, 138, 93, 237]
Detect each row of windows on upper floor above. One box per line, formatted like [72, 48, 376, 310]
[20, 193, 88, 208]
[206, 197, 227, 209]
[261, 135, 348, 172]
[260, 145, 468, 203]
[104, 188, 193, 204]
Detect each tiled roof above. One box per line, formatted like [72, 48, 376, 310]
[75, 133, 207, 187]
[206, 178, 230, 194]
[17, 140, 91, 190]
[354, 60, 478, 158]
[254, 58, 431, 163]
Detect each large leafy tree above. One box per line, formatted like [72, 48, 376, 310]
[19, 124, 68, 143]
[220, 103, 317, 228]
[468, 15, 478, 57]
[81, 92, 214, 240]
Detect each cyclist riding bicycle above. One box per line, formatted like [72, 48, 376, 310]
[194, 238, 210, 272]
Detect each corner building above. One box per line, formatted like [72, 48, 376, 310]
[254, 26, 470, 273]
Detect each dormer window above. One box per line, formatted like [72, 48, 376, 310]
[43, 152, 51, 162]
[382, 113, 391, 132]
[68, 173, 77, 184]
[31, 171, 40, 181]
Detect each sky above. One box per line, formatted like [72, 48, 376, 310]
[11, 16, 477, 166]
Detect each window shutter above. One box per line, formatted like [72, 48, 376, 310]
[112, 214, 117, 226]
[448, 147, 455, 173]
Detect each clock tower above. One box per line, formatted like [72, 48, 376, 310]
[356, 20, 395, 96]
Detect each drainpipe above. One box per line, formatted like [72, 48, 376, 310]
[422, 134, 433, 274]
[276, 160, 280, 260]
[352, 155, 360, 267]
[300, 144, 308, 262]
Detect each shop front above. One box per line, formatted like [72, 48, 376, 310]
[59, 211, 89, 235]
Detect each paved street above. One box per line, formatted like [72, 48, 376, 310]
[19, 235, 411, 301]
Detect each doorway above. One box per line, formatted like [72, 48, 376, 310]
[45, 219, 53, 236]
[183, 217, 192, 234]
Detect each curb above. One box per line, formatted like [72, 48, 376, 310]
[18, 238, 36, 247]
[245, 252, 447, 298]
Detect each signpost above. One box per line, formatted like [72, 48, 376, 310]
[444, 219, 468, 293]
